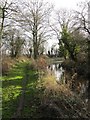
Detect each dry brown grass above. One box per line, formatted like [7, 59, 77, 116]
[37, 72, 73, 98]
[36, 72, 90, 118]
[2, 56, 16, 75]
[36, 57, 47, 70]
[2, 56, 31, 75]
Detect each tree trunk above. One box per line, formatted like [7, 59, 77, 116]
[11, 48, 14, 58]
[88, 40, 90, 99]
[33, 43, 38, 59]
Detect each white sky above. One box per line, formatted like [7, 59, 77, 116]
[45, 0, 88, 51]
[47, 0, 87, 9]
[6, 0, 89, 51]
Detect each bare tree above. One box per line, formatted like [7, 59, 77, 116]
[0, 0, 17, 39]
[74, 1, 90, 60]
[2, 28, 25, 57]
[73, 1, 90, 57]
[0, 0, 18, 56]
[74, 1, 90, 97]
[49, 9, 79, 60]
[74, 1, 90, 33]
[16, 0, 53, 59]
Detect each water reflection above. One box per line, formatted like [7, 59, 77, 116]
[47, 63, 65, 83]
[47, 63, 89, 101]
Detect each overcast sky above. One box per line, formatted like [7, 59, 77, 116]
[46, 0, 87, 9]
[6, 0, 89, 51]
[45, 0, 88, 51]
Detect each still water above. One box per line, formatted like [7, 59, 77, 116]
[47, 63, 89, 101]
[47, 63, 65, 83]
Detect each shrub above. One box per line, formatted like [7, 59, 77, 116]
[61, 59, 76, 71]
[36, 57, 47, 70]
[2, 63, 9, 75]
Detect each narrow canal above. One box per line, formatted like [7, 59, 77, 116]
[47, 62, 89, 103]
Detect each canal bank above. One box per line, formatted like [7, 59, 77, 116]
[2, 56, 90, 118]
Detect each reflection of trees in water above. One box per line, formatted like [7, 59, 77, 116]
[58, 64, 61, 69]
[48, 65, 50, 69]
[47, 64, 89, 101]
[47, 64, 62, 71]
[55, 64, 58, 70]
[47, 63, 65, 83]
[55, 64, 61, 71]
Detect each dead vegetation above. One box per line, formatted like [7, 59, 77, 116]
[36, 73, 90, 118]
[2, 56, 30, 75]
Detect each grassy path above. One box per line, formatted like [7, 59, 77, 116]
[2, 61, 39, 118]
[12, 64, 29, 118]
[2, 60, 90, 118]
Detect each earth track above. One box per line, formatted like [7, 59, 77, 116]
[12, 65, 29, 118]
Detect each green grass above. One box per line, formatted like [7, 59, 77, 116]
[2, 60, 89, 118]
[2, 62, 23, 118]
[2, 61, 41, 118]
[2, 60, 45, 118]
[21, 69, 41, 118]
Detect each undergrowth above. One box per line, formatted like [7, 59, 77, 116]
[2, 56, 90, 118]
